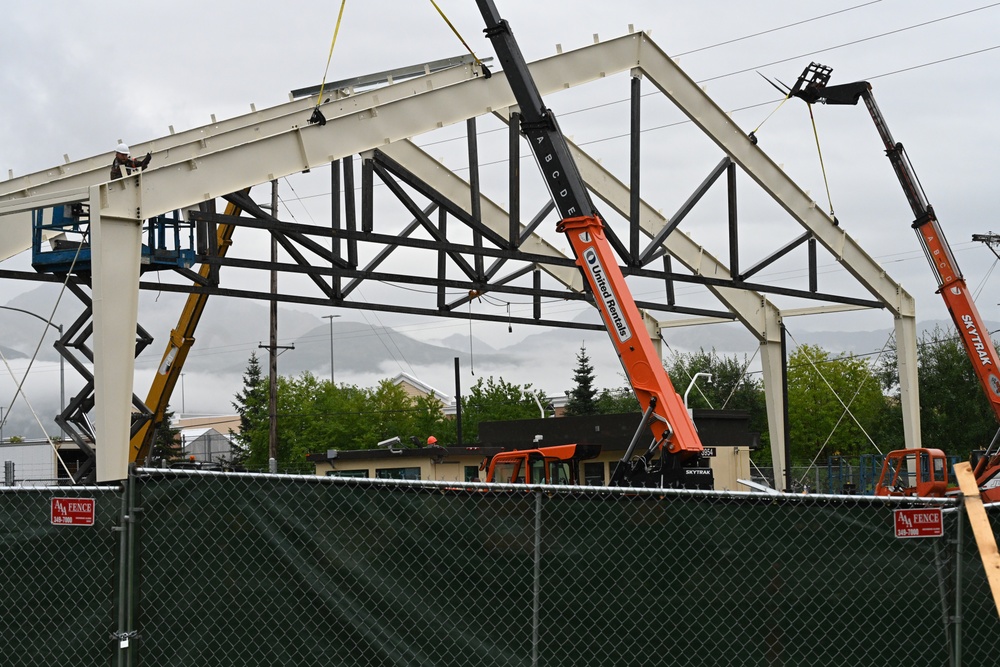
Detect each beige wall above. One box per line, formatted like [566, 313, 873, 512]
[315, 456, 483, 482]
[177, 415, 241, 435]
[315, 448, 750, 489]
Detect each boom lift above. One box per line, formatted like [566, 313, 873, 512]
[475, 0, 709, 488]
[129, 195, 248, 465]
[782, 62, 1000, 500]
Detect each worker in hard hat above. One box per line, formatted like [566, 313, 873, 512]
[110, 143, 152, 180]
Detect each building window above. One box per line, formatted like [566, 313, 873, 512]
[326, 470, 368, 478]
[464, 466, 480, 482]
[583, 462, 605, 486]
[375, 467, 421, 481]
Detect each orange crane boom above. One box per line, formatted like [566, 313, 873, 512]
[784, 63, 1000, 498]
[476, 0, 705, 487]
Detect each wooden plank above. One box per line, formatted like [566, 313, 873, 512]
[954, 461, 1000, 620]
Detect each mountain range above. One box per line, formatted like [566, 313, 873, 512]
[1, 283, 992, 439]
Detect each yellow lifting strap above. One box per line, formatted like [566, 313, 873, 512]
[428, 0, 491, 76]
[807, 103, 836, 219]
[308, 0, 347, 126]
[316, 0, 348, 107]
[750, 92, 791, 139]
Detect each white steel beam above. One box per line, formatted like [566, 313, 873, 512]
[634, 34, 915, 319]
[568, 132, 790, 467]
[894, 315, 922, 449]
[379, 140, 584, 291]
[632, 32, 920, 455]
[89, 184, 143, 482]
[57, 34, 648, 222]
[760, 340, 789, 490]
[0, 30, 924, 480]
[0, 61, 484, 202]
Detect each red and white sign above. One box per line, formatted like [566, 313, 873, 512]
[893, 507, 943, 539]
[50, 497, 96, 527]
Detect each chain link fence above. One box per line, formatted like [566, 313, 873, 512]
[0, 484, 121, 665]
[3, 469, 999, 666]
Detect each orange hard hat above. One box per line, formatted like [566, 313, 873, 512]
[427, 436, 438, 445]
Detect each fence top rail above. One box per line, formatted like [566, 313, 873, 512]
[134, 467, 962, 507]
[0, 484, 121, 493]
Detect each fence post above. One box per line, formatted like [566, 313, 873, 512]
[954, 504, 965, 667]
[113, 465, 140, 666]
[532, 490, 542, 667]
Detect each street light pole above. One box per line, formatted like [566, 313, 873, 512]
[322, 314, 341, 384]
[683, 372, 713, 412]
[0, 306, 66, 438]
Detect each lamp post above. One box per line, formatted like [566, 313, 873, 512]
[322, 314, 341, 384]
[0, 306, 65, 437]
[683, 372, 713, 412]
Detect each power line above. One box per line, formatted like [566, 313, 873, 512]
[672, 1, 885, 57]
[698, 2, 1000, 84]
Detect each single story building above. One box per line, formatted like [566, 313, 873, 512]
[308, 410, 758, 491]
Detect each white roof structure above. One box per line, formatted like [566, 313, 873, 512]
[0, 30, 920, 483]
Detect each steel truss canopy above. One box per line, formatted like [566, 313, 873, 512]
[0, 30, 920, 483]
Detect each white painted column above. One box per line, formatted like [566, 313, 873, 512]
[90, 184, 142, 482]
[760, 337, 787, 490]
[894, 314, 922, 449]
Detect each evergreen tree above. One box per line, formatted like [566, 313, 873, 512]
[230, 352, 267, 464]
[565, 344, 598, 416]
[150, 409, 182, 464]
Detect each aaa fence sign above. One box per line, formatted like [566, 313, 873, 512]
[50, 497, 96, 527]
[893, 507, 943, 539]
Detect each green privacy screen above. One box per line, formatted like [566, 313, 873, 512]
[2, 470, 999, 666]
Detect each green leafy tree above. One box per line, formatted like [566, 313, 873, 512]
[594, 382, 640, 414]
[459, 376, 547, 442]
[786, 344, 885, 462]
[665, 348, 769, 454]
[877, 326, 998, 458]
[231, 355, 452, 467]
[565, 344, 598, 416]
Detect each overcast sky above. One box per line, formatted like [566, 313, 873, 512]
[3, 0, 1000, 427]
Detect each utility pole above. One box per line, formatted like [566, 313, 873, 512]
[973, 232, 1000, 260]
[268, 180, 280, 468]
[322, 314, 341, 384]
[259, 181, 294, 470]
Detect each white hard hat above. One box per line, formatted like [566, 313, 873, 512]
[115, 143, 130, 155]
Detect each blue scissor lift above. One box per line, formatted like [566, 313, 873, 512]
[32, 203, 197, 274]
[30, 202, 199, 482]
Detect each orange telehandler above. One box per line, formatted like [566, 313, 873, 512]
[782, 62, 1000, 500]
[474, 0, 710, 488]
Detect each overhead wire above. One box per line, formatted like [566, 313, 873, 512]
[1, 238, 85, 481]
[672, 0, 885, 58]
[698, 2, 1000, 84]
[125, 6, 1000, 394]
